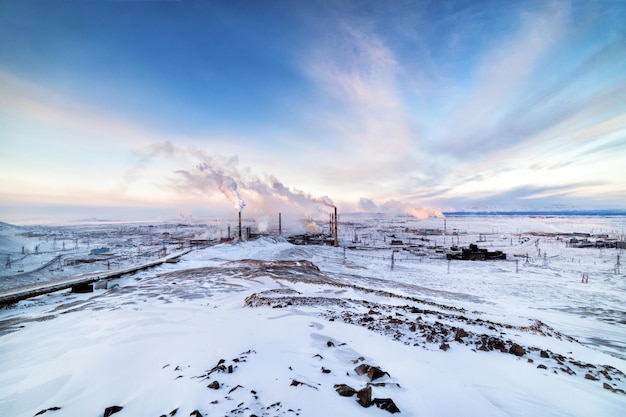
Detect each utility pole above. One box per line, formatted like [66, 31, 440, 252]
[616, 254, 621, 274]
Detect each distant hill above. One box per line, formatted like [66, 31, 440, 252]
[443, 210, 626, 217]
[0, 221, 19, 230]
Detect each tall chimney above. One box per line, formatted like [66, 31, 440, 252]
[333, 207, 338, 247]
[238, 211, 242, 241]
[279, 212, 282, 236]
[228, 224, 231, 240]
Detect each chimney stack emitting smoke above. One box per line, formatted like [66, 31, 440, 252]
[238, 211, 242, 241]
[334, 206, 338, 247]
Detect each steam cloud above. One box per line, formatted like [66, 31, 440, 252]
[358, 197, 444, 219]
[195, 163, 246, 212]
[137, 142, 334, 218]
[129, 141, 441, 223]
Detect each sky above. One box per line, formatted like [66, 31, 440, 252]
[1, 0, 625, 223]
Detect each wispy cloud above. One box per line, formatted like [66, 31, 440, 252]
[0, 71, 156, 149]
[301, 21, 417, 189]
[436, 2, 570, 157]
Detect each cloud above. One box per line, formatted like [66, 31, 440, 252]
[300, 20, 417, 188]
[358, 197, 378, 212]
[435, 2, 570, 158]
[0, 71, 155, 149]
[131, 142, 337, 217]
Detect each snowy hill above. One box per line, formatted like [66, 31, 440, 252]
[1, 220, 625, 417]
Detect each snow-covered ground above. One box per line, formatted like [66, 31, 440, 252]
[0, 214, 625, 417]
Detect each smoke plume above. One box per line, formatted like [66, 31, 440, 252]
[137, 143, 334, 221]
[359, 197, 444, 219]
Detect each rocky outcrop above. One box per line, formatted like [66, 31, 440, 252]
[354, 364, 390, 381]
[509, 344, 526, 357]
[103, 406, 123, 417]
[334, 384, 357, 397]
[356, 386, 372, 407]
[373, 398, 401, 413]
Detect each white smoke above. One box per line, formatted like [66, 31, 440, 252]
[359, 197, 445, 219]
[137, 143, 333, 222]
[219, 176, 246, 212]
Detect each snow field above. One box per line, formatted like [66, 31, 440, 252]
[1, 215, 625, 417]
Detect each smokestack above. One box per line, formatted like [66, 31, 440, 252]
[228, 224, 231, 240]
[238, 211, 242, 241]
[279, 212, 282, 236]
[334, 207, 338, 247]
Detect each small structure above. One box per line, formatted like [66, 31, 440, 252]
[446, 243, 506, 261]
[90, 247, 110, 255]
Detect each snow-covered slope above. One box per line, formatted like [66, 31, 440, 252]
[1, 220, 625, 417]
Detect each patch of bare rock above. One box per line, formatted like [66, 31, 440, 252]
[245, 287, 626, 395]
[332, 362, 402, 413]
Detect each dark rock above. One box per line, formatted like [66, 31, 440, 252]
[478, 335, 507, 352]
[228, 384, 243, 394]
[439, 342, 450, 351]
[540, 350, 550, 358]
[169, 409, 178, 416]
[321, 367, 331, 374]
[537, 364, 547, 369]
[455, 328, 469, 338]
[603, 382, 613, 391]
[354, 364, 389, 381]
[327, 341, 335, 347]
[334, 384, 357, 397]
[492, 339, 506, 352]
[357, 386, 372, 407]
[354, 364, 370, 375]
[509, 344, 526, 357]
[103, 406, 123, 417]
[34, 407, 62, 416]
[367, 366, 389, 381]
[189, 411, 203, 417]
[289, 379, 318, 389]
[372, 398, 401, 414]
[208, 381, 220, 389]
[527, 358, 534, 364]
[585, 373, 599, 381]
[408, 324, 416, 332]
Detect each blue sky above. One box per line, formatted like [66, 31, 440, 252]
[1, 0, 625, 222]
